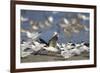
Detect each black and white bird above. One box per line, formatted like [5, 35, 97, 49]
[78, 42, 89, 53]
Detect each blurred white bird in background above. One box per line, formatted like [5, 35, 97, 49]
[21, 16, 29, 22]
[63, 18, 69, 25]
[48, 16, 53, 23]
[28, 16, 54, 31]
[44, 16, 53, 27]
[59, 13, 89, 38]
[84, 25, 89, 31]
[29, 20, 40, 31]
[26, 31, 40, 40]
[21, 28, 40, 40]
[78, 14, 89, 20]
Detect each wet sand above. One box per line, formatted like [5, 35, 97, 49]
[21, 52, 89, 63]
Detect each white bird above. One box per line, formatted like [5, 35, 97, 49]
[70, 48, 81, 56]
[43, 46, 59, 52]
[75, 43, 81, 47]
[61, 50, 72, 59]
[84, 25, 89, 31]
[78, 42, 89, 53]
[32, 41, 46, 52]
[61, 43, 66, 48]
[71, 18, 78, 24]
[65, 43, 75, 50]
[21, 40, 46, 58]
[57, 43, 61, 48]
[79, 45, 89, 53]
[59, 43, 69, 51]
[44, 21, 51, 27]
[20, 41, 33, 58]
[32, 25, 39, 30]
[63, 18, 69, 25]
[69, 43, 82, 56]
[21, 41, 31, 49]
[38, 22, 45, 28]
[78, 14, 89, 20]
[72, 28, 80, 33]
[47, 16, 53, 23]
[43, 16, 53, 27]
[26, 31, 40, 40]
[21, 16, 29, 22]
[21, 29, 39, 40]
[21, 51, 31, 58]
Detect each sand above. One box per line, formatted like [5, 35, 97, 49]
[21, 52, 89, 63]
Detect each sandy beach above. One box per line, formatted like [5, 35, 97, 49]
[21, 52, 89, 63]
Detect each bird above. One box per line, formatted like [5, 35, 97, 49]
[61, 43, 66, 48]
[48, 31, 59, 48]
[63, 18, 69, 25]
[44, 16, 53, 27]
[65, 42, 75, 50]
[78, 42, 89, 53]
[21, 16, 29, 22]
[32, 41, 46, 52]
[21, 51, 31, 58]
[47, 16, 53, 23]
[78, 14, 89, 20]
[70, 48, 81, 56]
[20, 41, 33, 58]
[21, 40, 46, 57]
[25, 31, 40, 40]
[61, 50, 72, 59]
[21, 29, 40, 45]
[43, 46, 59, 52]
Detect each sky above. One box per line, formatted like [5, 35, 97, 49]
[21, 9, 90, 44]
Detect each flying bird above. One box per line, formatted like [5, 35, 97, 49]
[59, 14, 89, 37]
[21, 16, 29, 22]
[78, 14, 89, 20]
